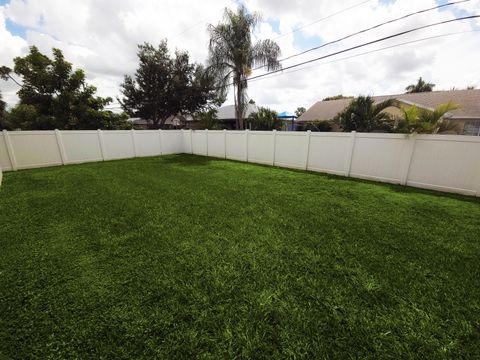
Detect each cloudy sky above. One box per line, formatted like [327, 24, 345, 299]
[0, 0, 479, 113]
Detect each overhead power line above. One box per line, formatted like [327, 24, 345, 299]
[248, 30, 480, 84]
[253, 0, 471, 71]
[247, 14, 480, 83]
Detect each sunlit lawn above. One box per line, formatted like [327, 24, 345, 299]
[0, 154, 479, 359]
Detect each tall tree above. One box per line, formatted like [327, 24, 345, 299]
[335, 96, 398, 132]
[1, 46, 127, 130]
[208, 6, 281, 129]
[119, 41, 219, 129]
[405, 77, 435, 93]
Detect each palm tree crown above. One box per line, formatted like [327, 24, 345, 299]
[405, 77, 435, 93]
[207, 6, 281, 129]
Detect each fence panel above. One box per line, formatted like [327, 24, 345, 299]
[350, 134, 412, 184]
[134, 130, 161, 157]
[0, 133, 13, 171]
[248, 131, 274, 165]
[225, 131, 246, 161]
[307, 133, 351, 175]
[161, 130, 184, 154]
[407, 135, 480, 195]
[8, 131, 62, 170]
[207, 130, 225, 158]
[102, 130, 135, 160]
[61, 131, 103, 164]
[192, 130, 207, 155]
[275, 132, 307, 169]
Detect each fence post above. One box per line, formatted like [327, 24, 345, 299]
[223, 129, 227, 159]
[190, 129, 193, 154]
[131, 129, 137, 157]
[3, 130, 17, 171]
[245, 129, 249, 162]
[402, 133, 417, 186]
[272, 129, 277, 166]
[304, 130, 311, 170]
[181, 129, 185, 154]
[205, 129, 209, 156]
[159, 129, 164, 155]
[97, 129, 106, 161]
[55, 129, 67, 165]
[345, 131, 356, 177]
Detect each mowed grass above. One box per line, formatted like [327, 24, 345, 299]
[0, 155, 479, 359]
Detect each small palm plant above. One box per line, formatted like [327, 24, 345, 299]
[397, 102, 460, 134]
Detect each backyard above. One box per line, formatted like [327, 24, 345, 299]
[0, 154, 479, 358]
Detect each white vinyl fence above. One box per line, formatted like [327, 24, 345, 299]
[1, 129, 480, 197]
[0, 129, 184, 172]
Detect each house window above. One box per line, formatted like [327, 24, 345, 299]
[463, 120, 480, 136]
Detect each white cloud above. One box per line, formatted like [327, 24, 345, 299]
[0, 0, 479, 112]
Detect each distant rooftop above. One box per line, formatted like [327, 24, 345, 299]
[298, 89, 480, 122]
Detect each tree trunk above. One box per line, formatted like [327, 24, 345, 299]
[234, 74, 245, 130]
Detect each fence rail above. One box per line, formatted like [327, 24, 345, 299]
[1, 129, 479, 196]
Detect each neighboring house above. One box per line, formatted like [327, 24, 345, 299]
[127, 114, 193, 129]
[217, 104, 259, 129]
[298, 89, 480, 135]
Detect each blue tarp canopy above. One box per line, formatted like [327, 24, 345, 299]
[278, 111, 296, 118]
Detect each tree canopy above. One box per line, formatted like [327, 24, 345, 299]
[322, 95, 353, 101]
[0, 91, 6, 128]
[208, 6, 281, 129]
[1, 46, 128, 130]
[405, 77, 435, 93]
[295, 107, 306, 117]
[119, 41, 220, 129]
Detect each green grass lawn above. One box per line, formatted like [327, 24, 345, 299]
[0, 155, 479, 359]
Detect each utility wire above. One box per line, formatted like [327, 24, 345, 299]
[271, 0, 372, 40]
[253, 0, 471, 71]
[248, 30, 480, 84]
[247, 15, 479, 83]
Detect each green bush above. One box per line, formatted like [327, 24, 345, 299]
[296, 120, 333, 132]
[245, 107, 282, 130]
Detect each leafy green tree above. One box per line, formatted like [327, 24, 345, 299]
[119, 41, 218, 129]
[396, 102, 460, 134]
[245, 107, 282, 130]
[0, 90, 8, 129]
[322, 95, 353, 101]
[208, 6, 281, 130]
[405, 77, 435, 93]
[2, 46, 127, 130]
[335, 96, 398, 132]
[197, 108, 219, 130]
[295, 107, 306, 117]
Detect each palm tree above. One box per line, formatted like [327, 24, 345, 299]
[335, 96, 398, 132]
[397, 102, 460, 134]
[405, 77, 435, 93]
[207, 6, 281, 129]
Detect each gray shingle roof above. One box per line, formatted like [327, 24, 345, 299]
[217, 104, 259, 120]
[298, 89, 480, 122]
